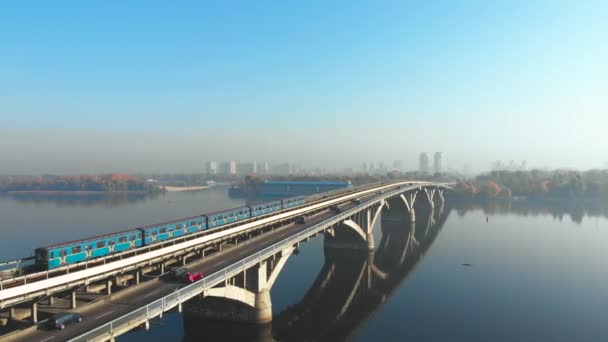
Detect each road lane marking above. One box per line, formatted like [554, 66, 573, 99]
[95, 310, 115, 319]
[39, 336, 56, 342]
[144, 289, 161, 298]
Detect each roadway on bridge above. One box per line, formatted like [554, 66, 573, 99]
[10, 195, 375, 342]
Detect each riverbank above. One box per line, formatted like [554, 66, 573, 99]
[163, 185, 211, 192]
[5, 190, 151, 195]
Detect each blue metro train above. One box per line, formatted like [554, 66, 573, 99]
[35, 196, 306, 270]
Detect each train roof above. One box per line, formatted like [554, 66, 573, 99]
[36, 198, 292, 251]
[137, 214, 205, 230]
[38, 227, 142, 250]
[204, 205, 251, 217]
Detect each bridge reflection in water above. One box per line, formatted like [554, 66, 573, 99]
[181, 201, 450, 342]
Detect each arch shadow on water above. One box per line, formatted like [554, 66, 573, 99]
[181, 205, 452, 342]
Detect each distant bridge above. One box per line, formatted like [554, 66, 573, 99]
[0, 180, 452, 342]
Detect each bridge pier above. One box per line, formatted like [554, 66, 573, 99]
[186, 246, 295, 325]
[31, 302, 37, 324]
[71, 290, 77, 309]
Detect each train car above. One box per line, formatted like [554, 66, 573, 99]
[250, 200, 282, 217]
[139, 216, 206, 246]
[207, 207, 251, 229]
[35, 229, 142, 270]
[282, 196, 306, 209]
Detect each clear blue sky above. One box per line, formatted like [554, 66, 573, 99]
[1, 1, 606, 173]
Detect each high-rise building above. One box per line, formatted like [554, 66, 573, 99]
[219, 160, 237, 175]
[261, 161, 270, 174]
[419, 153, 429, 174]
[205, 160, 218, 175]
[433, 152, 443, 174]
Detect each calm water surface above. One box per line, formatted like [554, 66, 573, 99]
[1, 191, 607, 341]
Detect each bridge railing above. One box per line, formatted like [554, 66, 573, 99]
[68, 183, 453, 342]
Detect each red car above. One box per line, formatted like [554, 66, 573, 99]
[171, 268, 204, 283]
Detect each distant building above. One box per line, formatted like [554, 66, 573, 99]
[205, 160, 218, 175]
[392, 160, 403, 172]
[419, 153, 429, 174]
[237, 161, 257, 175]
[433, 152, 443, 174]
[261, 161, 270, 174]
[219, 160, 237, 175]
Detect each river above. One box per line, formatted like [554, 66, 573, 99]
[1, 189, 607, 341]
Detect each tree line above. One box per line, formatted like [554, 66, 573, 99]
[453, 170, 608, 200]
[0, 174, 164, 193]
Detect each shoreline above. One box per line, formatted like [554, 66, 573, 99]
[163, 185, 211, 192]
[4, 190, 151, 195]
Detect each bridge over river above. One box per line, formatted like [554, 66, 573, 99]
[0, 180, 452, 342]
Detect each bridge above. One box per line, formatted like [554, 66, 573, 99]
[184, 205, 450, 341]
[0, 180, 452, 342]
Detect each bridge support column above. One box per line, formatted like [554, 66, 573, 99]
[253, 289, 272, 324]
[48, 295, 55, 305]
[9, 307, 15, 320]
[399, 191, 418, 222]
[31, 302, 37, 323]
[160, 263, 165, 274]
[135, 270, 140, 284]
[107, 280, 112, 295]
[424, 188, 436, 209]
[71, 290, 77, 309]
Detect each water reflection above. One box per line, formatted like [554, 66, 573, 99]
[182, 207, 450, 341]
[1, 192, 160, 207]
[452, 199, 608, 224]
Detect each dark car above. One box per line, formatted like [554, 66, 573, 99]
[297, 216, 307, 224]
[47, 312, 82, 330]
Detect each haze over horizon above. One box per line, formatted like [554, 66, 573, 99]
[1, 1, 607, 174]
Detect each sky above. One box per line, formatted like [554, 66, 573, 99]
[1, 0, 607, 174]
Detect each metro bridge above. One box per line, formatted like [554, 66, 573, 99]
[0, 180, 452, 342]
[184, 204, 450, 341]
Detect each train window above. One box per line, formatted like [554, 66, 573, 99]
[86, 245, 92, 250]
[109, 240, 115, 246]
[129, 235, 135, 241]
[152, 231, 157, 237]
[72, 246, 82, 254]
[176, 224, 183, 229]
[97, 241, 106, 248]
[49, 251, 55, 258]
[119, 236, 127, 243]
[160, 228, 166, 233]
[59, 250, 67, 257]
